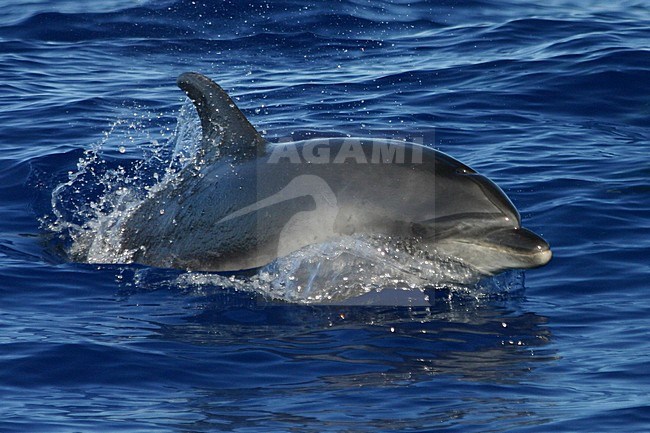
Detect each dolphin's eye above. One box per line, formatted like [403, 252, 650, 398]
[455, 167, 476, 175]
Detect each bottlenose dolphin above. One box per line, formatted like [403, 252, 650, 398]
[118, 72, 551, 276]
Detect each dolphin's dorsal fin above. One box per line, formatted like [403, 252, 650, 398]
[177, 72, 265, 161]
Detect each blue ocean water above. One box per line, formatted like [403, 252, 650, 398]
[1, 0, 649, 431]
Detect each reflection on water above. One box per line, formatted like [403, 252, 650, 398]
[106, 271, 557, 431]
[163, 301, 553, 382]
[118, 267, 555, 383]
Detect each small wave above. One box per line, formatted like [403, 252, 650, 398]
[3, 4, 190, 42]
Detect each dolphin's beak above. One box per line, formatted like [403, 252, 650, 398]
[484, 227, 552, 268]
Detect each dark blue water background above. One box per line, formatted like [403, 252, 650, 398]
[1, 0, 649, 431]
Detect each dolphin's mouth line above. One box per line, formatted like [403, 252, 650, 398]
[438, 235, 551, 260]
[432, 238, 552, 276]
[478, 241, 550, 259]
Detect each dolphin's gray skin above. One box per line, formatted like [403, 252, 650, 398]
[119, 72, 551, 276]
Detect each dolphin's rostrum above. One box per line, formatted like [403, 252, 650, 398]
[119, 72, 552, 277]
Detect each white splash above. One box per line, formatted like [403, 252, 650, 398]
[48, 102, 200, 264]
